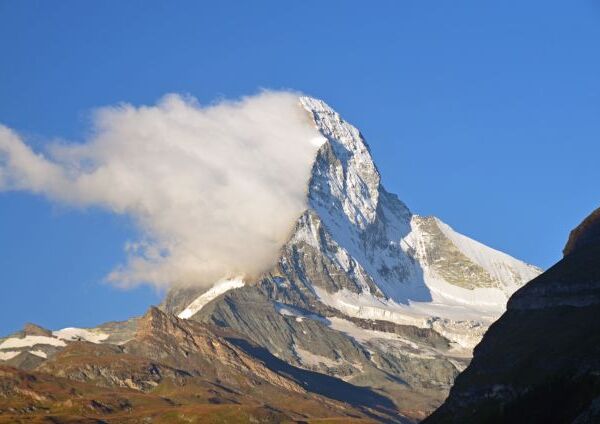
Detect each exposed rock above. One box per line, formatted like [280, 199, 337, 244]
[424, 208, 600, 424]
[564, 207, 600, 256]
[37, 341, 189, 391]
[22, 324, 52, 338]
[2, 352, 46, 371]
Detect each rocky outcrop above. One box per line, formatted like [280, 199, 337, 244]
[424, 208, 600, 424]
[128, 307, 308, 394]
[36, 341, 190, 391]
[22, 324, 53, 338]
[564, 207, 600, 256]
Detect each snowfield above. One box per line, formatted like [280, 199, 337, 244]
[178, 277, 245, 319]
[0, 335, 66, 349]
[0, 351, 20, 361]
[53, 327, 110, 343]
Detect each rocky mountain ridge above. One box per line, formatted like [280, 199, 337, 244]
[0, 307, 401, 423]
[424, 208, 600, 423]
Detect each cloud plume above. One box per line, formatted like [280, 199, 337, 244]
[0, 91, 324, 288]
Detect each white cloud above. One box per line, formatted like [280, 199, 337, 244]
[0, 91, 324, 288]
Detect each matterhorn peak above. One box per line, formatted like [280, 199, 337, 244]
[299, 96, 383, 231]
[158, 95, 542, 420]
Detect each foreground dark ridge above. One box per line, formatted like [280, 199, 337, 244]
[424, 208, 600, 424]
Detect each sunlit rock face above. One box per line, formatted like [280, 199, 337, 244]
[163, 96, 541, 420]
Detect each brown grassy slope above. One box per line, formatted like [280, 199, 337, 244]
[0, 360, 377, 423]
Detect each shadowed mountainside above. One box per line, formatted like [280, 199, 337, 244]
[424, 208, 600, 424]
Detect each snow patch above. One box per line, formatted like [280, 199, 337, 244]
[29, 350, 47, 358]
[0, 335, 66, 349]
[294, 345, 340, 368]
[0, 351, 20, 361]
[274, 302, 329, 324]
[328, 317, 416, 348]
[53, 327, 110, 343]
[178, 277, 245, 319]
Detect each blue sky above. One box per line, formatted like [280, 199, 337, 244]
[1, 1, 599, 334]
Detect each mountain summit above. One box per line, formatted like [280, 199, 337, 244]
[161, 96, 541, 419]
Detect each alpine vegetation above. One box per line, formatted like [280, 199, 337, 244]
[0, 91, 325, 288]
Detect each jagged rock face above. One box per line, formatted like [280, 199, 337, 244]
[37, 308, 307, 395]
[163, 96, 541, 420]
[0, 308, 402, 423]
[424, 209, 600, 424]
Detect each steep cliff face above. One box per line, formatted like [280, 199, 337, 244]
[163, 96, 541, 420]
[424, 209, 600, 424]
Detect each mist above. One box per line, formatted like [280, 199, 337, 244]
[0, 91, 325, 289]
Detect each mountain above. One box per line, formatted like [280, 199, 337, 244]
[0, 307, 403, 423]
[0, 96, 542, 422]
[161, 97, 542, 420]
[423, 208, 600, 424]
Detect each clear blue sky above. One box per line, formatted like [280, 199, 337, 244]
[1, 1, 599, 334]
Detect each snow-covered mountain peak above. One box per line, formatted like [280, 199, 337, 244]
[171, 96, 541, 329]
[163, 96, 543, 415]
[300, 96, 383, 230]
[294, 96, 541, 328]
[299, 97, 374, 156]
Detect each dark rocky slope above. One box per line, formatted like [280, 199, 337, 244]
[424, 208, 600, 424]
